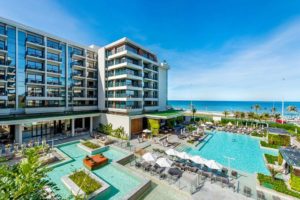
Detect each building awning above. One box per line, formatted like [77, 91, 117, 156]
[279, 147, 300, 168]
[0, 111, 101, 125]
[144, 110, 184, 119]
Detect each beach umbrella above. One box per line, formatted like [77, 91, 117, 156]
[190, 155, 207, 165]
[205, 160, 223, 170]
[156, 157, 173, 168]
[227, 122, 233, 126]
[142, 152, 157, 162]
[165, 149, 178, 156]
[177, 151, 191, 160]
[205, 122, 213, 125]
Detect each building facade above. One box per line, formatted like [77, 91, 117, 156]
[0, 17, 169, 144]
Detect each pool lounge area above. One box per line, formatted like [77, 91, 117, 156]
[47, 141, 150, 200]
[177, 131, 278, 175]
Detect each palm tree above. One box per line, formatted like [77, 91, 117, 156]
[274, 113, 281, 120]
[252, 104, 261, 114]
[271, 107, 276, 115]
[223, 110, 229, 118]
[287, 105, 298, 113]
[192, 107, 197, 122]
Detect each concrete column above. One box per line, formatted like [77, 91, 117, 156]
[89, 116, 93, 134]
[15, 125, 23, 144]
[82, 117, 85, 129]
[71, 119, 75, 136]
[64, 119, 68, 134]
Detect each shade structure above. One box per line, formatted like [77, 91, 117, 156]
[205, 122, 213, 125]
[165, 149, 178, 156]
[190, 155, 207, 165]
[143, 129, 152, 133]
[177, 152, 191, 160]
[205, 160, 223, 170]
[156, 157, 173, 168]
[142, 152, 157, 162]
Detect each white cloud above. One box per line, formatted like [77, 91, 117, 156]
[0, 0, 104, 45]
[149, 18, 300, 101]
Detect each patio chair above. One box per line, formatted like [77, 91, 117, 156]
[150, 164, 160, 175]
[135, 161, 142, 168]
[243, 186, 252, 197]
[257, 191, 266, 200]
[142, 162, 151, 171]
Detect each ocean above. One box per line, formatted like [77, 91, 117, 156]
[168, 100, 300, 116]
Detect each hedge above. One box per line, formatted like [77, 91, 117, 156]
[269, 122, 300, 134]
[264, 154, 278, 164]
[260, 141, 279, 149]
[268, 133, 290, 146]
[257, 173, 300, 199]
[290, 169, 300, 192]
[148, 119, 160, 136]
[166, 118, 176, 128]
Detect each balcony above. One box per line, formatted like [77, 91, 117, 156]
[0, 42, 7, 54]
[47, 80, 61, 85]
[7, 67, 16, 74]
[47, 41, 62, 52]
[26, 92, 43, 97]
[72, 62, 85, 69]
[26, 79, 44, 84]
[0, 59, 10, 67]
[0, 27, 7, 39]
[47, 68, 62, 74]
[26, 36, 44, 47]
[0, 75, 7, 81]
[26, 64, 44, 72]
[0, 91, 7, 96]
[47, 55, 62, 63]
[86, 74, 97, 79]
[71, 50, 85, 59]
[47, 92, 62, 97]
[26, 51, 44, 60]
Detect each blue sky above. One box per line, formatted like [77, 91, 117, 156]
[1, 0, 300, 101]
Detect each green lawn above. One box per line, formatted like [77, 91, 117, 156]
[264, 154, 278, 164]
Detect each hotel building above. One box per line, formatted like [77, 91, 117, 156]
[0, 17, 169, 144]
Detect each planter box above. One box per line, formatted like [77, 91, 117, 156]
[61, 168, 110, 199]
[78, 141, 108, 155]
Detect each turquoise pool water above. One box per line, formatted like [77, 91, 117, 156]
[47, 141, 142, 199]
[181, 131, 278, 175]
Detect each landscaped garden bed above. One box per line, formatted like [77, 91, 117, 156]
[257, 173, 300, 199]
[61, 169, 109, 199]
[77, 140, 107, 155]
[260, 141, 279, 149]
[264, 154, 278, 164]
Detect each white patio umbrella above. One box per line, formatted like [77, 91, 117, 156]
[142, 152, 157, 162]
[156, 157, 173, 168]
[205, 121, 213, 125]
[190, 155, 207, 165]
[143, 129, 152, 133]
[177, 152, 191, 160]
[165, 149, 178, 156]
[205, 160, 223, 170]
[227, 122, 233, 126]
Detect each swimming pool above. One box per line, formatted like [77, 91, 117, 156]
[179, 131, 278, 175]
[47, 141, 143, 199]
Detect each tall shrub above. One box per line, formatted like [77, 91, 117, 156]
[148, 119, 160, 136]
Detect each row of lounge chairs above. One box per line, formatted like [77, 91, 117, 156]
[135, 160, 182, 182]
[218, 126, 265, 135]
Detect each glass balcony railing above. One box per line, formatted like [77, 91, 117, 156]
[47, 80, 61, 85]
[26, 50, 44, 58]
[47, 68, 62, 73]
[26, 78, 43, 84]
[73, 93, 84, 97]
[47, 41, 61, 50]
[0, 26, 6, 35]
[47, 55, 62, 62]
[47, 92, 62, 97]
[26, 92, 43, 97]
[0, 91, 7, 96]
[72, 61, 85, 67]
[72, 50, 85, 57]
[26, 35, 44, 45]
[26, 64, 44, 71]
